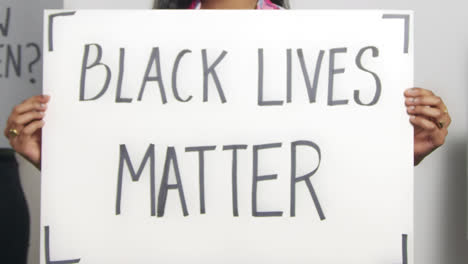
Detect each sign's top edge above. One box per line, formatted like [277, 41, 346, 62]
[43, 9, 414, 13]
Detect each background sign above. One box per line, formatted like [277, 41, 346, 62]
[0, 0, 60, 147]
[41, 10, 414, 264]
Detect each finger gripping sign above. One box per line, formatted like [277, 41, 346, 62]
[41, 10, 414, 264]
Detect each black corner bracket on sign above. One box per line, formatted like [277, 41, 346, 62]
[48, 11, 76, 52]
[44, 226, 81, 264]
[402, 234, 408, 264]
[382, 14, 410, 54]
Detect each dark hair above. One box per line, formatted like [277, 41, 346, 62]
[156, 0, 288, 9]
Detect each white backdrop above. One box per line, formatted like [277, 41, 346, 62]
[11, 0, 468, 264]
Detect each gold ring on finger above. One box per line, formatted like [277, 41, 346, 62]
[8, 128, 19, 138]
[438, 121, 444, 129]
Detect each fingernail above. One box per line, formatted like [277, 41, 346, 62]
[410, 115, 416, 120]
[414, 98, 419, 103]
[406, 98, 415, 103]
[408, 106, 415, 111]
[40, 104, 45, 108]
[39, 111, 45, 116]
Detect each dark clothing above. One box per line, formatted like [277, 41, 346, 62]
[0, 149, 29, 264]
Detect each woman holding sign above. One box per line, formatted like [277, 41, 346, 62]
[4, 0, 451, 169]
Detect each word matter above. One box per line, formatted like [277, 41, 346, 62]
[115, 140, 325, 220]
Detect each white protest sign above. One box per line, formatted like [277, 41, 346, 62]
[0, 0, 61, 147]
[41, 10, 414, 264]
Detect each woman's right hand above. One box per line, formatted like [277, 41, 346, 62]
[4, 95, 50, 170]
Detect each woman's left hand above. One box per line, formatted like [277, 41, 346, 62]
[404, 88, 451, 165]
